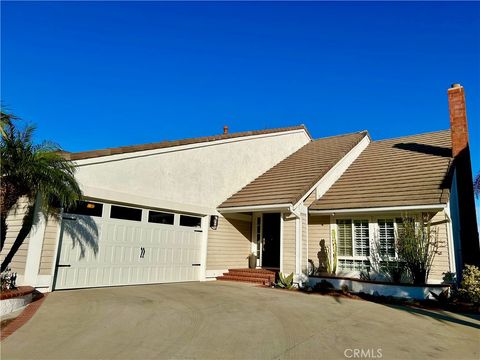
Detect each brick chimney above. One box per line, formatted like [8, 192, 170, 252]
[448, 84, 469, 157]
[223, 125, 229, 134]
[447, 84, 480, 268]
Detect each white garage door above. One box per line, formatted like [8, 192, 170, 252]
[54, 201, 204, 290]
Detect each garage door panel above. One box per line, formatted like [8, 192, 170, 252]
[55, 205, 203, 290]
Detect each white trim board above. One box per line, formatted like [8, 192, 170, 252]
[310, 204, 446, 215]
[218, 204, 291, 213]
[294, 134, 370, 209]
[74, 129, 311, 166]
[81, 185, 215, 216]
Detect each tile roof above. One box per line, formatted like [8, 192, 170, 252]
[64, 125, 309, 161]
[219, 131, 368, 209]
[310, 130, 453, 211]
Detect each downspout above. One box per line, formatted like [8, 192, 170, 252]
[289, 205, 302, 276]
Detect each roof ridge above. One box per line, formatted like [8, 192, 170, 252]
[372, 129, 450, 143]
[65, 124, 310, 161]
[313, 129, 369, 141]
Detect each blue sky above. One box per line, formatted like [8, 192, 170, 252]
[2, 2, 479, 212]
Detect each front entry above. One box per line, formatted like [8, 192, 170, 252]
[261, 213, 281, 268]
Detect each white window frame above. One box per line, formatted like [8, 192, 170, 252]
[332, 214, 422, 277]
[334, 216, 371, 276]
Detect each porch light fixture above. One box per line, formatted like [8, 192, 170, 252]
[210, 215, 219, 230]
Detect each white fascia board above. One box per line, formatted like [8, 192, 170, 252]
[222, 213, 253, 222]
[74, 129, 311, 166]
[81, 185, 214, 215]
[218, 203, 292, 213]
[293, 134, 370, 209]
[309, 204, 447, 215]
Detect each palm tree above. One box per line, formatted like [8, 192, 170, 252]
[475, 172, 480, 198]
[1, 110, 82, 271]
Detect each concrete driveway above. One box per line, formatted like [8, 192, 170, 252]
[1, 281, 479, 360]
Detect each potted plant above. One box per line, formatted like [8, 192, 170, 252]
[248, 252, 257, 269]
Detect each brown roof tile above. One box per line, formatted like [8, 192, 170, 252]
[64, 125, 309, 161]
[310, 130, 453, 211]
[219, 131, 368, 208]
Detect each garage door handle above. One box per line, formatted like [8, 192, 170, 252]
[57, 264, 71, 267]
[192, 263, 201, 266]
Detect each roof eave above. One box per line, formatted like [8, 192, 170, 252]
[218, 203, 292, 213]
[309, 203, 447, 215]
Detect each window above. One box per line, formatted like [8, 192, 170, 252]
[148, 211, 174, 225]
[180, 215, 201, 228]
[378, 219, 395, 257]
[337, 220, 353, 256]
[110, 205, 142, 222]
[66, 201, 103, 217]
[338, 259, 370, 272]
[336, 219, 370, 272]
[354, 220, 369, 256]
[256, 216, 262, 259]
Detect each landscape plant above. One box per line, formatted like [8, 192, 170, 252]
[395, 215, 440, 284]
[275, 272, 294, 289]
[0, 110, 82, 272]
[455, 265, 480, 305]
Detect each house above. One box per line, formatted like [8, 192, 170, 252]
[1, 84, 478, 292]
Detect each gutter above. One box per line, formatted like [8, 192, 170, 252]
[218, 203, 292, 213]
[309, 204, 447, 215]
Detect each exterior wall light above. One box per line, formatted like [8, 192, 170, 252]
[210, 215, 219, 230]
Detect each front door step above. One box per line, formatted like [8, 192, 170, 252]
[216, 269, 276, 286]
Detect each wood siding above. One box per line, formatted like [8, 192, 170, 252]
[206, 216, 252, 270]
[282, 214, 296, 274]
[0, 198, 31, 275]
[428, 210, 451, 282]
[301, 212, 308, 274]
[308, 216, 331, 271]
[39, 217, 60, 276]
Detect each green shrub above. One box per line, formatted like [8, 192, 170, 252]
[456, 265, 480, 304]
[276, 272, 294, 289]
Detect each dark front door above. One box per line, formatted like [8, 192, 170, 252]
[262, 213, 280, 268]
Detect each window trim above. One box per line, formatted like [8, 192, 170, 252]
[332, 214, 422, 276]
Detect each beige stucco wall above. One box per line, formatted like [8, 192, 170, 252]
[0, 198, 32, 275]
[74, 130, 310, 214]
[39, 218, 60, 276]
[308, 215, 331, 272]
[282, 213, 296, 274]
[206, 215, 252, 272]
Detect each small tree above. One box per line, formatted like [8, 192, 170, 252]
[396, 215, 440, 285]
[1, 110, 82, 272]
